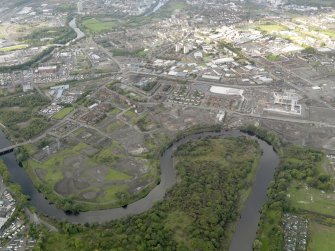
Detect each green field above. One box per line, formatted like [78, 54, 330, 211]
[80, 0, 189, 32]
[266, 54, 280, 61]
[308, 223, 335, 251]
[97, 185, 128, 203]
[288, 182, 335, 217]
[106, 169, 131, 181]
[81, 18, 117, 33]
[52, 107, 74, 120]
[153, 0, 188, 18]
[258, 24, 287, 33]
[0, 44, 28, 52]
[320, 29, 335, 39]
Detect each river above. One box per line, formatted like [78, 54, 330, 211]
[68, 18, 85, 44]
[144, 0, 167, 16]
[0, 129, 279, 251]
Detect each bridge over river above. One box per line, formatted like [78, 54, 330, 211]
[0, 134, 46, 156]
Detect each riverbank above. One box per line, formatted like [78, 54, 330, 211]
[29, 133, 272, 250]
[243, 125, 334, 251]
[0, 127, 280, 251]
[0, 128, 279, 224]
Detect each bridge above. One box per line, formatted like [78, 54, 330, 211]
[0, 133, 47, 156]
[0, 142, 29, 156]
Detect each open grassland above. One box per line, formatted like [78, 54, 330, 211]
[80, 0, 189, 33]
[320, 29, 335, 39]
[257, 24, 287, 33]
[81, 18, 117, 33]
[152, 0, 188, 18]
[288, 181, 335, 217]
[308, 223, 335, 251]
[52, 107, 74, 120]
[0, 44, 28, 52]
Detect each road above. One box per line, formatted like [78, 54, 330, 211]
[127, 71, 267, 88]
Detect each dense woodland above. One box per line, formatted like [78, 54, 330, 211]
[33, 136, 261, 251]
[0, 93, 50, 140]
[23, 27, 77, 46]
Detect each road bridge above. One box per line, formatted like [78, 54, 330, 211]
[0, 143, 27, 156]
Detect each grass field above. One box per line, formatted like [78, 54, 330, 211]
[80, 0, 189, 32]
[266, 54, 280, 61]
[82, 18, 117, 33]
[288, 182, 335, 217]
[258, 24, 287, 33]
[52, 107, 74, 120]
[106, 169, 131, 181]
[153, 0, 188, 18]
[0, 44, 29, 52]
[308, 223, 335, 251]
[320, 29, 335, 39]
[97, 185, 128, 203]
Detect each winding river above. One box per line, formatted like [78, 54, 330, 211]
[0, 129, 279, 251]
[144, 0, 168, 16]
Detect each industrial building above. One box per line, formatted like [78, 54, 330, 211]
[50, 84, 70, 99]
[264, 90, 302, 115]
[36, 65, 58, 74]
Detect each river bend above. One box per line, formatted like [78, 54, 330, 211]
[0, 130, 279, 251]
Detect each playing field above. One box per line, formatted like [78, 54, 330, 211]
[52, 107, 74, 120]
[82, 18, 116, 33]
[288, 182, 335, 217]
[308, 223, 335, 251]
